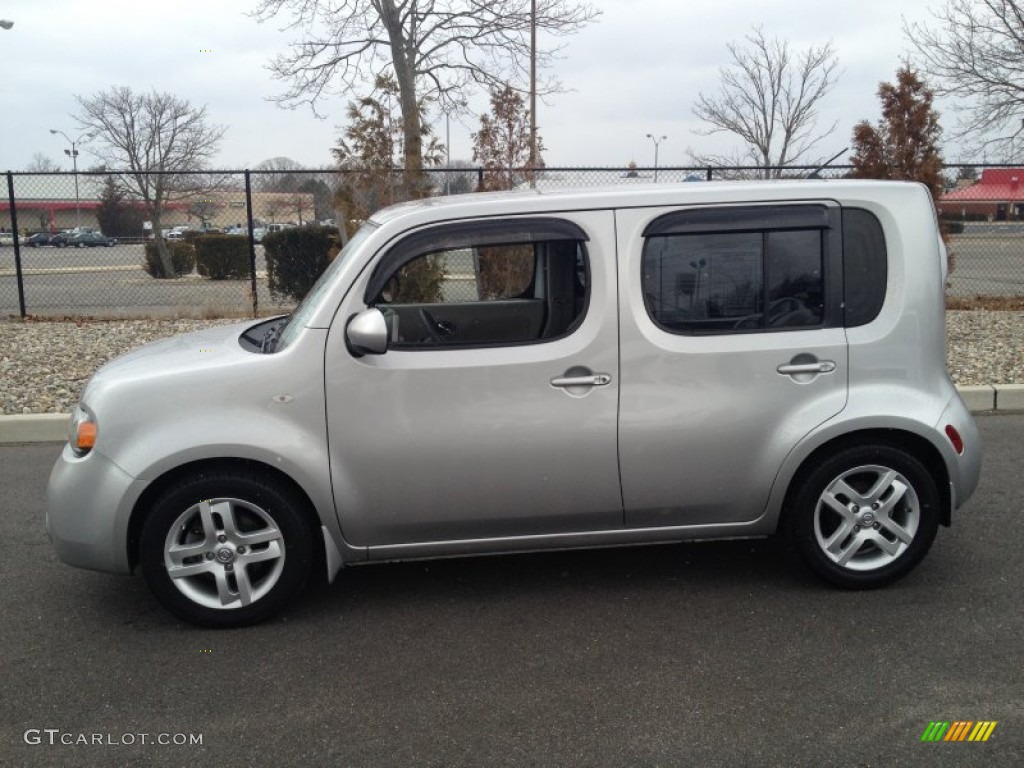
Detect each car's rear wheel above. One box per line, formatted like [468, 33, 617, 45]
[790, 444, 940, 588]
[139, 468, 314, 627]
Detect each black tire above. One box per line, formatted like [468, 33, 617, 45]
[139, 468, 315, 627]
[789, 443, 940, 589]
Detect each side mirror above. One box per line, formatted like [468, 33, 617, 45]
[346, 308, 389, 356]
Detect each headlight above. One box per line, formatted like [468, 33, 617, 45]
[68, 405, 97, 457]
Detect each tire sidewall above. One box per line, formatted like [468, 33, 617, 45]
[790, 444, 941, 589]
[139, 472, 314, 627]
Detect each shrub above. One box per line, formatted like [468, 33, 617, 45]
[195, 235, 250, 280]
[143, 241, 197, 278]
[390, 256, 447, 303]
[263, 226, 341, 302]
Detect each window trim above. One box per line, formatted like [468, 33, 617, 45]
[365, 217, 589, 305]
[643, 204, 831, 237]
[641, 204, 843, 336]
[366, 218, 592, 351]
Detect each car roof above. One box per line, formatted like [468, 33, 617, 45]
[367, 179, 928, 228]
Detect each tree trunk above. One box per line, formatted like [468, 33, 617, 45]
[378, 0, 427, 199]
[149, 209, 176, 277]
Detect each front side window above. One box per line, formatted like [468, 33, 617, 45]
[642, 214, 826, 334]
[370, 226, 589, 349]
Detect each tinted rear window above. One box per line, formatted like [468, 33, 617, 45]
[842, 208, 887, 327]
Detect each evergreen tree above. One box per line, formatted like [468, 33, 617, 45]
[850, 67, 944, 202]
[95, 176, 145, 237]
[472, 86, 543, 192]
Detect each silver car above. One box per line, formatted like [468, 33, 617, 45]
[47, 181, 981, 626]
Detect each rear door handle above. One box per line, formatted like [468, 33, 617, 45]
[551, 373, 612, 388]
[777, 361, 836, 375]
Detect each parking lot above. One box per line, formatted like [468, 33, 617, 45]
[0, 414, 1020, 766]
[0, 243, 291, 317]
[2, 223, 1024, 318]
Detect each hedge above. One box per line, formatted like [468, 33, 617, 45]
[263, 226, 341, 302]
[143, 241, 197, 278]
[195, 235, 250, 280]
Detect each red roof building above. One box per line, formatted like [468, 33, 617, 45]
[939, 168, 1024, 220]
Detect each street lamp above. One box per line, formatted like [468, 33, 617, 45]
[0, 20, 14, 30]
[646, 134, 667, 182]
[49, 129, 94, 229]
[529, 0, 537, 188]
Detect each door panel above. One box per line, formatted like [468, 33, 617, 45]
[324, 210, 622, 547]
[615, 206, 849, 528]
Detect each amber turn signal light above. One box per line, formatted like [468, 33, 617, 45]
[76, 421, 97, 450]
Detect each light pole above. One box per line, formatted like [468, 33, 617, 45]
[646, 134, 667, 182]
[529, 0, 537, 188]
[49, 129, 94, 229]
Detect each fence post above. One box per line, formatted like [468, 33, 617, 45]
[477, 168, 484, 190]
[706, 167, 713, 182]
[7, 171, 26, 318]
[244, 170, 258, 317]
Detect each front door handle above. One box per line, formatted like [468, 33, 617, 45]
[551, 373, 612, 388]
[777, 361, 836, 375]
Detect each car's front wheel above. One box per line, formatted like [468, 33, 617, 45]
[790, 444, 941, 589]
[139, 468, 315, 627]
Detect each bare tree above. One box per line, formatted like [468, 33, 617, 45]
[253, 156, 305, 192]
[251, 0, 598, 195]
[73, 87, 226, 276]
[26, 153, 62, 172]
[691, 27, 839, 178]
[905, 0, 1024, 155]
[430, 158, 478, 195]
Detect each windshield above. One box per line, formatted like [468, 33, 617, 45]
[275, 222, 377, 351]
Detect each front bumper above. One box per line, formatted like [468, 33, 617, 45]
[46, 444, 135, 574]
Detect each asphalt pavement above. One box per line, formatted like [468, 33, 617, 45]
[1, 415, 1022, 766]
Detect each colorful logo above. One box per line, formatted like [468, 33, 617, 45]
[921, 721, 997, 742]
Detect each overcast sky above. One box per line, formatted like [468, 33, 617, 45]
[0, 0, 966, 173]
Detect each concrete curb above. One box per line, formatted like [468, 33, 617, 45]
[0, 414, 69, 443]
[0, 385, 1020, 445]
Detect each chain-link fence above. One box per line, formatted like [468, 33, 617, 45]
[2, 163, 1021, 318]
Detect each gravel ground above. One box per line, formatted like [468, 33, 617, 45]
[1, 311, 1022, 414]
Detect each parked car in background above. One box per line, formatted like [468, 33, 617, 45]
[68, 232, 118, 247]
[165, 226, 194, 241]
[24, 232, 70, 247]
[47, 180, 981, 627]
[0, 231, 15, 246]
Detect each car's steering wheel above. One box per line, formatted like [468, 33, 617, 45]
[419, 308, 452, 343]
